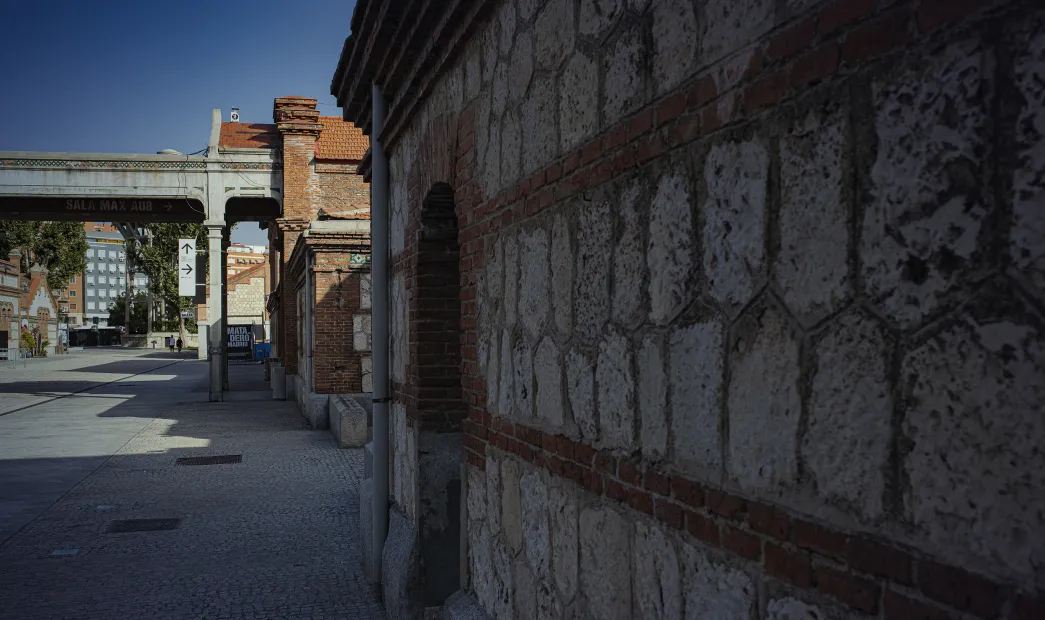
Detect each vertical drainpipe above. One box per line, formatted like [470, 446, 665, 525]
[371, 82, 390, 580]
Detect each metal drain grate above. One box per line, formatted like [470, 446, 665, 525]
[175, 454, 242, 466]
[107, 518, 180, 533]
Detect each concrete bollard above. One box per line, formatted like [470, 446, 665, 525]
[272, 364, 286, 400]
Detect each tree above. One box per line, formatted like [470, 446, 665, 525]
[125, 223, 204, 316]
[107, 292, 149, 333]
[0, 221, 88, 290]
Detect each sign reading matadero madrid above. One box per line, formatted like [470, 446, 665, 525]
[226, 325, 254, 362]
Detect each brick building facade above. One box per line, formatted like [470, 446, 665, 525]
[218, 97, 371, 425]
[334, 0, 1045, 618]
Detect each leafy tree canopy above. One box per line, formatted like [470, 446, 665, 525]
[126, 223, 205, 312]
[107, 292, 149, 334]
[0, 221, 88, 291]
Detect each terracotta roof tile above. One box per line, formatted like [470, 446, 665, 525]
[316, 116, 369, 162]
[219, 123, 277, 149]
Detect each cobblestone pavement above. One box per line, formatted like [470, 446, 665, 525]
[0, 350, 384, 620]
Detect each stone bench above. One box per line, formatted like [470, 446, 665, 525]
[329, 394, 369, 447]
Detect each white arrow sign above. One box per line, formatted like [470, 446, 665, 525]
[178, 238, 196, 297]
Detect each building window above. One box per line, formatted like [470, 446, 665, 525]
[109, 289, 116, 298]
[87, 276, 94, 285]
[98, 290, 107, 298]
[87, 249, 94, 258]
[70, 276, 76, 284]
[70, 303, 77, 310]
[69, 290, 76, 297]
[87, 302, 96, 310]
[86, 264, 93, 273]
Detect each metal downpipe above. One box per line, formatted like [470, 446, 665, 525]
[370, 82, 391, 581]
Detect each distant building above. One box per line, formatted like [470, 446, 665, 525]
[54, 272, 84, 327]
[81, 222, 148, 327]
[0, 252, 60, 356]
[226, 243, 268, 277]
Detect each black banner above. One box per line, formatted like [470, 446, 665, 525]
[226, 324, 254, 361]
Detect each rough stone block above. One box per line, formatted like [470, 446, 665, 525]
[651, 0, 698, 94]
[579, 0, 622, 40]
[535, 0, 575, 71]
[602, 25, 646, 125]
[492, 539, 515, 620]
[633, 521, 681, 620]
[779, 108, 850, 326]
[534, 337, 564, 428]
[522, 73, 559, 174]
[728, 305, 801, 492]
[467, 466, 487, 525]
[362, 356, 373, 393]
[702, 140, 768, 312]
[803, 313, 892, 520]
[482, 96, 503, 198]
[501, 109, 523, 190]
[699, 0, 774, 64]
[383, 508, 423, 620]
[575, 199, 612, 342]
[536, 580, 563, 620]
[549, 479, 578, 601]
[579, 506, 631, 620]
[1012, 17, 1045, 294]
[596, 331, 635, 451]
[354, 315, 373, 351]
[551, 213, 574, 337]
[638, 334, 667, 461]
[560, 53, 598, 150]
[514, 555, 537, 620]
[486, 455, 502, 536]
[901, 291, 1045, 582]
[681, 541, 755, 618]
[498, 0, 516, 55]
[360, 273, 372, 310]
[499, 329, 514, 416]
[519, 227, 551, 340]
[670, 320, 724, 473]
[862, 37, 992, 329]
[504, 234, 519, 331]
[648, 168, 694, 325]
[565, 347, 597, 443]
[445, 590, 492, 620]
[766, 597, 829, 620]
[501, 458, 523, 552]
[512, 337, 535, 421]
[521, 471, 550, 578]
[470, 525, 495, 614]
[510, 29, 534, 104]
[613, 178, 647, 327]
[330, 395, 369, 448]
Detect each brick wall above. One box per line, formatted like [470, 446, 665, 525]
[371, 0, 1045, 617]
[312, 256, 370, 394]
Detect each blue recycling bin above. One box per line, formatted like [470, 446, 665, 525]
[253, 342, 271, 361]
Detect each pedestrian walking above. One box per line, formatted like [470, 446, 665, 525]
[168, 336, 175, 353]
[176, 337, 183, 353]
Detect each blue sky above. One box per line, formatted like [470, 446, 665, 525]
[0, 0, 356, 245]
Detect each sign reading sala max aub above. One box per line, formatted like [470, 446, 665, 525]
[226, 325, 254, 362]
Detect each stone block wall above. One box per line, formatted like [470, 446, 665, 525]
[227, 270, 267, 324]
[368, 0, 1044, 617]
